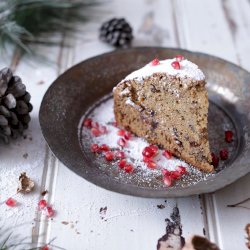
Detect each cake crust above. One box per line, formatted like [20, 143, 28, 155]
[113, 62, 213, 172]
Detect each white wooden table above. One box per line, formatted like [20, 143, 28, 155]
[1, 0, 250, 249]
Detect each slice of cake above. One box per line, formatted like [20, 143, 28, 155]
[113, 56, 213, 172]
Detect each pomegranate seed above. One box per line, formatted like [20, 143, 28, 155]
[176, 166, 187, 175]
[114, 150, 125, 159]
[151, 58, 160, 66]
[162, 169, 171, 176]
[105, 151, 114, 161]
[91, 122, 99, 129]
[91, 144, 100, 153]
[163, 175, 172, 187]
[99, 126, 108, 134]
[83, 118, 92, 128]
[117, 129, 126, 136]
[225, 130, 233, 143]
[176, 55, 184, 62]
[142, 146, 155, 158]
[143, 156, 153, 163]
[5, 198, 17, 207]
[41, 246, 49, 250]
[171, 61, 180, 70]
[163, 150, 172, 159]
[124, 164, 134, 173]
[118, 138, 126, 147]
[220, 148, 229, 160]
[211, 153, 219, 167]
[45, 206, 54, 218]
[149, 145, 158, 155]
[124, 131, 132, 140]
[170, 170, 181, 180]
[146, 161, 157, 169]
[99, 144, 110, 152]
[38, 199, 47, 209]
[91, 128, 101, 137]
[118, 159, 127, 169]
[112, 121, 118, 127]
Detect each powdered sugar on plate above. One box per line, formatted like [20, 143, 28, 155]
[79, 95, 223, 189]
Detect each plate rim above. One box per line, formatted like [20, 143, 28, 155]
[39, 46, 250, 198]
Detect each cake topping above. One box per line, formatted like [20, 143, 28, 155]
[151, 58, 160, 66]
[176, 55, 184, 62]
[171, 61, 181, 70]
[123, 57, 205, 82]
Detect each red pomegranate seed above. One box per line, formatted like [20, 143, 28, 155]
[83, 118, 92, 128]
[142, 146, 155, 158]
[176, 55, 184, 62]
[99, 126, 108, 134]
[38, 199, 47, 209]
[162, 169, 171, 176]
[170, 170, 181, 180]
[220, 148, 229, 160]
[163, 150, 172, 159]
[163, 175, 172, 187]
[114, 150, 125, 159]
[124, 131, 132, 140]
[171, 61, 180, 70]
[99, 144, 110, 152]
[176, 166, 187, 175]
[225, 130, 233, 143]
[146, 161, 157, 169]
[118, 159, 127, 169]
[151, 58, 160, 66]
[149, 145, 158, 155]
[117, 129, 126, 136]
[118, 138, 126, 147]
[41, 246, 49, 250]
[211, 153, 219, 167]
[45, 206, 54, 218]
[5, 198, 17, 207]
[124, 164, 134, 173]
[91, 128, 101, 137]
[143, 156, 153, 163]
[112, 121, 118, 127]
[105, 151, 114, 161]
[91, 122, 99, 129]
[91, 144, 100, 153]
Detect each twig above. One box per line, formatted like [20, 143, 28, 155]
[227, 197, 250, 209]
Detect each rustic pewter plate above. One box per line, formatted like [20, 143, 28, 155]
[39, 47, 250, 198]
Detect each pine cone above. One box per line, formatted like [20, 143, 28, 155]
[0, 68, 32, 143]
[99, 18, 133, 48]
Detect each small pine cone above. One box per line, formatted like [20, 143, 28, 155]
[0, 68, 32, 143]
[99, 18, 133, 48]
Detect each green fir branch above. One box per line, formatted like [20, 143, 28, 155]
[0, 0, 100, 55]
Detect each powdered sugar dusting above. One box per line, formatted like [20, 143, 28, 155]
[122, 58, 205, 83]
[79, 96, 216, 189]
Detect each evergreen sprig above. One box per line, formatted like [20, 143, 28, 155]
[0, 0, 99, 54]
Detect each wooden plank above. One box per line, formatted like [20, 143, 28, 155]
[173, 0, 250, 249]
[45, 0, 206, 249]
[0, 43, 62, 247]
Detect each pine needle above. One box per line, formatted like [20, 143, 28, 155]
[0, 0, 100, 55]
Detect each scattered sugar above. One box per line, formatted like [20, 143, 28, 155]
[80, 96, 214, 188]
[122, 58, 205, 83]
